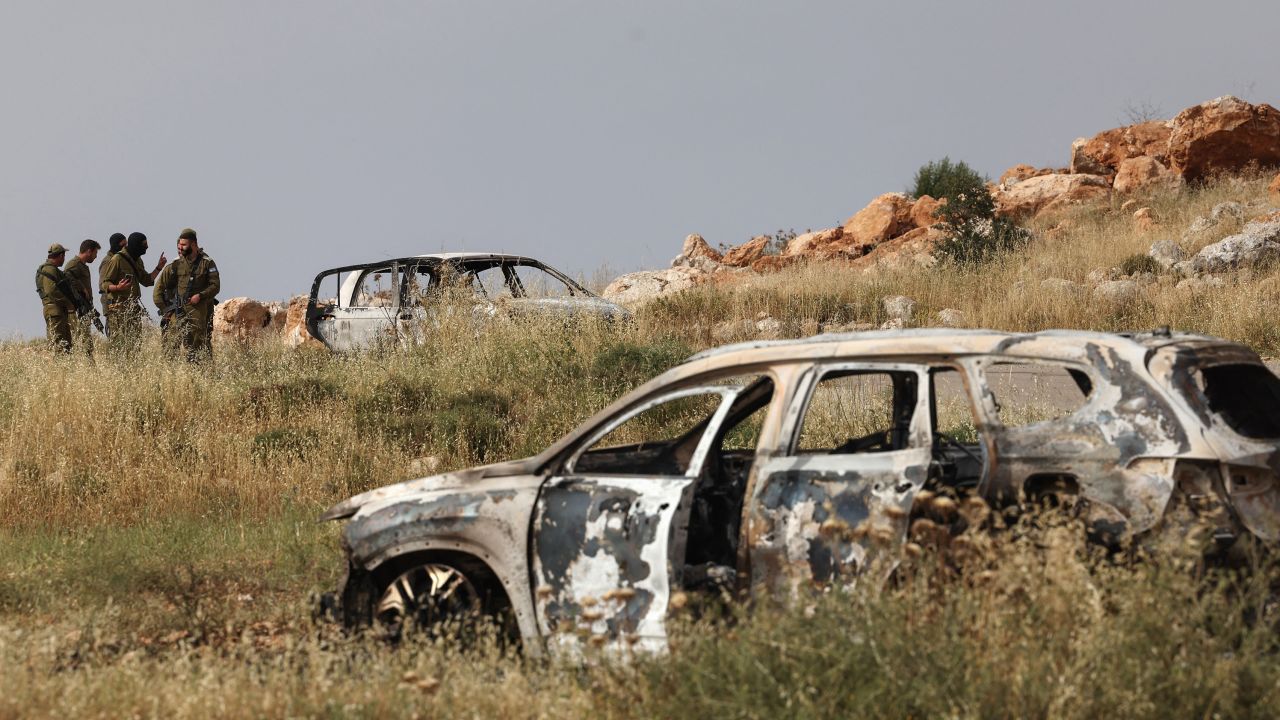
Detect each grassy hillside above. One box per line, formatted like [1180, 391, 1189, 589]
[2, 172, 1278, 718]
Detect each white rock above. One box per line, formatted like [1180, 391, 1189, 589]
[602, 266, 704, 306]
[1148, 239, 1186, 269]
[755, 317, 785, 338]
[936, 308, 965, 327]
[1174, 219, 1280, 275]
[882, 295, 917, 322]
[1092, 279, 1142, 305]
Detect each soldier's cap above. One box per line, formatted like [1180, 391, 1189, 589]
[47, 243, 67, 256]
[178, 228, 197, 242]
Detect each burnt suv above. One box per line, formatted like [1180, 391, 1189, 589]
[319, 329, 1280, 652]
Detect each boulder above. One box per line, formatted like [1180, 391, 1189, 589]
[282, 295, 324, 348]
[848, 227, 945, 270]
[1113, 156, 1180, 194]
[213, 297, 273, 341]
[994, 173, 1111, 219]
[1148, 239, 1186, 269]
[842, 193, 914, 248]
[909, 195, 944, 229]
[882, 295, 916, 323]
[602, 266, 703, 306]
[1070, 120, 1172, 175]
[721, 236, 770, 268]
[680, 233, 722, 263]
[936, 308, 965, 327]
[1167, 96, 1280, 181]
[1175, 218, 1280, 275]
[783, 227, 845, 257]
[750, 255, 798, 273]
[1092, 279, 1142, 305]
[754, 316, 785, 339]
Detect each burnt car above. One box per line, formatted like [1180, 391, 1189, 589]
[319, 329, 1280, 652]
[305, 252, 627, 351]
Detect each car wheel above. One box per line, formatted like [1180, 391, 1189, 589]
[375, 562, 485, 641]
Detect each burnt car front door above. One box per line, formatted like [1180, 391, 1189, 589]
[307, 261, 408, 350]
[748, 362, 933, 595]
[531, 385, 741, 652]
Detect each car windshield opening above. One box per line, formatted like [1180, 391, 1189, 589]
[1195, 363, 1280, 439]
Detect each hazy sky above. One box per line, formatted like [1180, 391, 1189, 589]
[4, 0, 1278, 338]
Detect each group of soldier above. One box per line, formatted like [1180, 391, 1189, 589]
[35, 228, 220, 361]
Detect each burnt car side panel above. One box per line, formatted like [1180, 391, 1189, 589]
[748, 363, 934, 596]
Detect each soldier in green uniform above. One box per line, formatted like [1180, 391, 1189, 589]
[99, 232, 166, 356]
[99, 233, 126, 336]
[35, 243, 76, 353]
[63, 239, 102, 356]
[154, 228, 220, 361]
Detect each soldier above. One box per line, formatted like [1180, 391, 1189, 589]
[63, 239, 102, 356]
[35, 243, 76, 353]
[99, 231, 167, 355]
[154, 228, 220, 361]
[99, 233, 126, 335]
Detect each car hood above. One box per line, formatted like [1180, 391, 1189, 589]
[319, 456, 541, 522]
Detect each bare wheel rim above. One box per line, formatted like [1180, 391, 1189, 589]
[375, 564, 482, 635]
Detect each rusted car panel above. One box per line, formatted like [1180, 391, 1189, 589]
[305, 253, 628, 351]
[321, 328, 1280, 653]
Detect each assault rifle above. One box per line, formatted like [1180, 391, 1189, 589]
[38, 267, 104, 334]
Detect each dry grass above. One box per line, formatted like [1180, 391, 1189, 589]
[2, 172, 1279, 717]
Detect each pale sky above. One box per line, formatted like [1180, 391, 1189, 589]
[3, 0, 1277, 338]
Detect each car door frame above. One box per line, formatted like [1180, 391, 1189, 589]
[530, 384, 742, 653]
[746, 361, 934, 597]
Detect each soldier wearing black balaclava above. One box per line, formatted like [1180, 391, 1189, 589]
[98, 231, 167, 355]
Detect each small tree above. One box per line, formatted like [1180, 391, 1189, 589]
[911, 157, 1029, 265]
[909, 157, 987, 201]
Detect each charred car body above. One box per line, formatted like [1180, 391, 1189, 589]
[306, 253, 627, 351]
[319, 329, 1280, 652]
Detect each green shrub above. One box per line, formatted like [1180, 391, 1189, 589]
[909, 156, 986, 201]
[1118, 253, 1161, 276]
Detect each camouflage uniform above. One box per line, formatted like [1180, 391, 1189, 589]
[99, 250, 153, 355]
[35, 260, 75, 352]
[63, 255, 95, 356]
[153, 250, 220, 361]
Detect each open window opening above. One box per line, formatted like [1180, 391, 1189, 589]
[985, 361, 1093, 427]
[928, 367, 985, 493]
[794, 370, 917, 454]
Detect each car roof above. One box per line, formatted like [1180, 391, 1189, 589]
[684, 328, 1240, 366]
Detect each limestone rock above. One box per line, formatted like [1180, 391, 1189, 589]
[936, 308, 965, 327]
[1113, 156, 1179, 194]
[721, 236, 770, 268]
[994, 173, 1111, 219]
[1175, 218, 1280, 275]
[754, 316, 784, 339]
[1133, 207, 1159, 233]
[783, 227, 845, 257]
[882, 295, 916, 323]
[283, 295, 325, 348]
[1167, 96, 1280, 181]
[998, 164, 1056, 186]
[1093, 279, 1142, 305]
[1071, 121, 1172, 175]
[909, 195, 943, 229]
[842, 193, 914, 248]
[681, 233, 722, 263]
[602, 266, 703, 306]
[1148, 239, 1186, 269]
[750, 255, 797, 273]
[213, 297, 273, 341]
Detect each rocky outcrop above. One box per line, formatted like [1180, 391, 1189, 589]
[720, 236, 770, 268]
[1148, 239, 1186, 269]
[999, 164, 1058, 186]
[1070, 121, 1171, 176]
[680, 233, 721, 263]
[1167, 96, 1280, 181]
[602, 266, 704, 306]
[213, 297, 274, 342]
[994, 173, 1111, 219]
[1175, 218, 1280, 275]
[1113, 156, 1180, 194]
[909, 195, 944, 229]
[782, 227, 846, 257]
[282, 295, 324, 349]
[842, 193, 914, 248]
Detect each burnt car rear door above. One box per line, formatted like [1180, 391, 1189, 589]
[747, 362, 933, 595]
[531, 385, 741, 652]
[306, 261, 406, 351]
